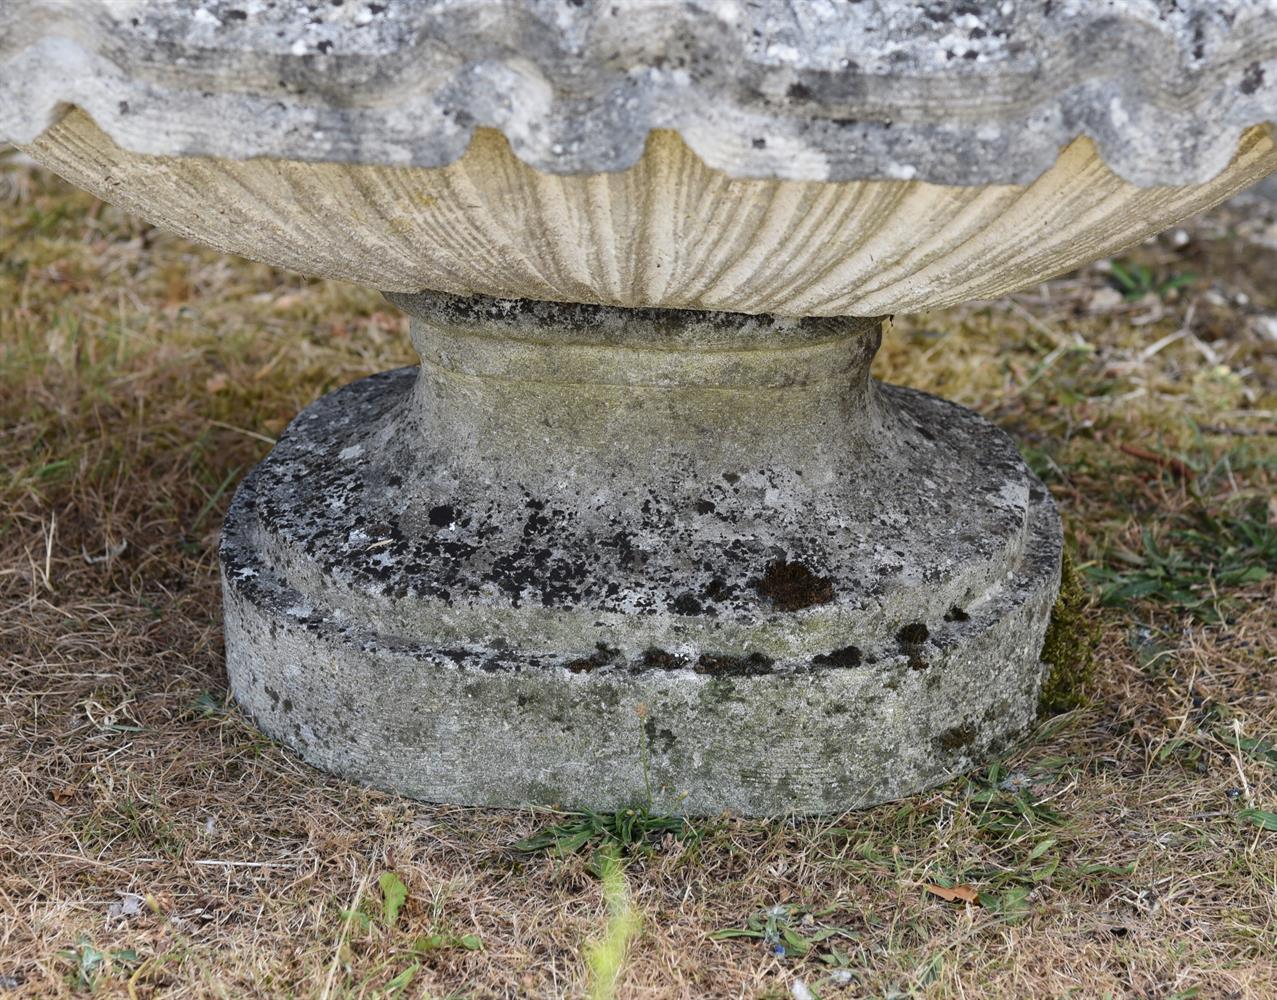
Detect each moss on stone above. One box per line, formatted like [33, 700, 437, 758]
[1038, 547, 1099, 715]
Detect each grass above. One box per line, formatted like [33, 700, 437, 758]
[584, 850, 642, 1000]
[513, 810, 700, 859]
[1088, 495, 1276, 622]
[1, 157, 1275, 998]
[1106, 257, 1198, 303]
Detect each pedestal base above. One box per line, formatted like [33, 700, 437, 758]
[221, 297, 1061, 814]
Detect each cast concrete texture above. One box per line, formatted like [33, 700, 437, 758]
[221, 296, 1062, 815]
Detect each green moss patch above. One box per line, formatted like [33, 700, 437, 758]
[1038, 547, 1099, 715]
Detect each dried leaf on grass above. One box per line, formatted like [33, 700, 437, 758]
[925, 884, 981, 905]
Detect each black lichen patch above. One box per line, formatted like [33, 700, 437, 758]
[694, 651, 775, 677]
[1241, 60, 1266, 95]
[812, 644, 862, 669]
[635, 646, 773, 677]
[944, 605, 970, 622]
[753, 559, 835, 611]
[934, 722, 978, 754]
[639, 647, 687, 670]
[428, 504, 458, 527]
[897, 621, 930, 670]
[643, 718, 677, 753]
[564, 643, 620, 673]
[672, 592, 705, 615]
[897, 622, 930, 645]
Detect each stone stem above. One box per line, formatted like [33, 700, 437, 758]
[384, 292, 885, 485]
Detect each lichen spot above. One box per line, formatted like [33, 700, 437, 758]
[754, 559, 835, 611]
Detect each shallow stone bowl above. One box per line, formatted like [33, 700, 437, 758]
[23, 109, 1277, 316]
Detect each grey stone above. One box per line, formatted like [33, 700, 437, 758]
[221, 294, 1061, 815]
[4, 1, 1277, 186]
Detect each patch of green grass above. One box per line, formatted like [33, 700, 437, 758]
[711, 902, 853, 961]
[58, 937, 141, 993]
[585, 848, 642, 1000]
[1107, 257, 1197, 301]
[188, 690, 228, 718]
[1088, 497, 1275, 622]
[961, 763, 1065, 839]
[1230, 731, 1277, 771]
[339, 871, 411, 933]
[76, 798, 187, 861]
[1239, 808, 1277, 831]
[333, 871, 482, 998]
[513, 807, 700, 857]
[410, 931, 483, 954]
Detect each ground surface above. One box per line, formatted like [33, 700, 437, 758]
[1, 161, 1275, 999]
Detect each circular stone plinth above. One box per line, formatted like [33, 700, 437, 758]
[221, 361, 1061, 816]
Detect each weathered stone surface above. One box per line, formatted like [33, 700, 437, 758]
[221, 295, 1062, 815]
[5, 1, 1277, 187]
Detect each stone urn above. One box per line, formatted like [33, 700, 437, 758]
[5, 2, 1275, 815]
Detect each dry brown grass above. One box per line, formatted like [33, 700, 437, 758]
[1, 160, 1275, 999]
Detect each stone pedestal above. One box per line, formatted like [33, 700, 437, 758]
[221, 293, 1060, 815]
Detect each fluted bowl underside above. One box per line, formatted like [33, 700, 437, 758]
[24, 110, 1277, 316]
